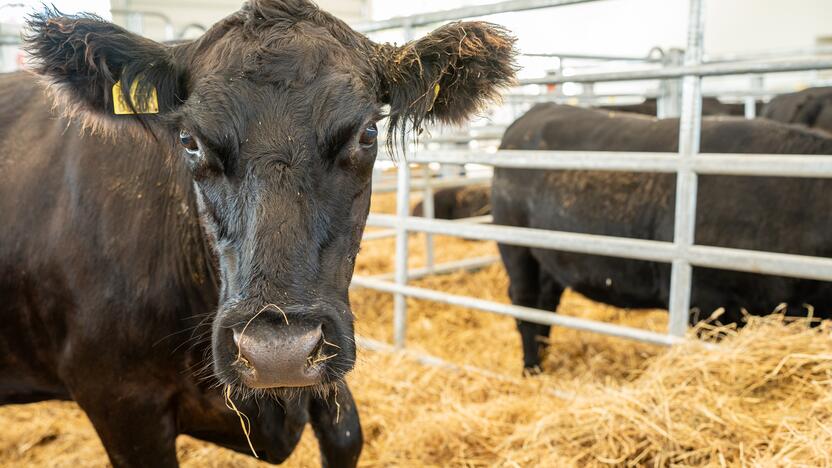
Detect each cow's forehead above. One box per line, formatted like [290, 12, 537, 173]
[176, 67, 378, 162]
[184, 68, 375, 121]
[189, 15, 376, 86]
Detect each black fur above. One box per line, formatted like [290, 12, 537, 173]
[495, 104, 832, 371]
[4, 1, 517, 466]
[25, 7, 186, 126]
[376, 21, 517, 152]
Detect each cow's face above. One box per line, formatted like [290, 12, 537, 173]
[27, 0, 516, 395]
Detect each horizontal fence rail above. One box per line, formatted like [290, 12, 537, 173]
[353, 0, 603, 32]
[366, 215, 832, 282]
[522, 51, 660, 62]
[372, 175, 491, 193]
[521, 58, 832, 84]
[357, 255, 501, 282]
[381, 150, 832, 178]
[363, 215, 492, 242]
[499, 88, 782, 104]
[352, 275, 685, 346]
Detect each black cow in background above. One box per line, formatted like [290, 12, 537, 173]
[493, 104, 832, 372]
[762, 87, 832, 134]
[410, 97, 766, 223]
[599, 97, 762, 117]
[0, 1, 516, 466]
[412, 185, 491, 219]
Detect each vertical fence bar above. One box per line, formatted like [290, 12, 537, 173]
[394, 162, 412, 349]
[393, 21, 415, 350]
[658, 48, 684, 118]
[423, 164, 436, 272]
[668, 0, 705, 337]
[745, 74, 763, 119]
[744, 95, 756, 119]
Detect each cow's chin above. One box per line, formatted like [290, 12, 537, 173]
[227, 362, 347, 402]
[225, 375, 345, 403]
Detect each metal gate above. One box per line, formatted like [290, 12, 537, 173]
[351, 0, 832, 350]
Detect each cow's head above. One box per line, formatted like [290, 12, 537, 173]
[26, 0, 516, 395]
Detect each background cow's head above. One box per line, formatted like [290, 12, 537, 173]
[25, 0, 516, 396]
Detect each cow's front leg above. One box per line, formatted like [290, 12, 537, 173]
[74, 389, 178, 468]
[309, 382, 362, 468]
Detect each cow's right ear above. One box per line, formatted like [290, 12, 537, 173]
[24, 9, 186, 131]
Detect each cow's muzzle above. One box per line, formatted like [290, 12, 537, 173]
[233, 320, 328, 387]
[214, 301, 356, 390]
[224, 304, 343, 388]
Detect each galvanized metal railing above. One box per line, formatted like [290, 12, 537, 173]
[353, 0, 832, 351]
[353, 0, 603, 33]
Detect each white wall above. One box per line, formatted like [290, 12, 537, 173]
[366, 0, 832, 103]
[111, 0, 370, 41]
[705, 0, 832, 53]
[371, 0, 832, 58]
[370, 0, 685, 62]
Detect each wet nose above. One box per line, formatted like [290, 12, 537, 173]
[233, 321, 325, 388]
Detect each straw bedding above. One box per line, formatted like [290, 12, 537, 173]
[0, 192, 830, 467]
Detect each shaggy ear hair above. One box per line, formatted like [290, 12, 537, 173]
[378, 21, 517, 150]
[24, 8, 186, 132]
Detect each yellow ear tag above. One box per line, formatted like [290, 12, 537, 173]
[427, 83, 441, 112]
[112, 79, 159, 115]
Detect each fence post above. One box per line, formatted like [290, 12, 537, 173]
[745, 74, 764, 119]
[423, 164, 436, 272]
[391, 21, 416, 350]
[668, 0, 705, 337]
[394, 161, 412, 349]
[658, 48, 685, 118]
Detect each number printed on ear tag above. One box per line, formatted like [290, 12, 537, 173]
[112, 80, 159, 115]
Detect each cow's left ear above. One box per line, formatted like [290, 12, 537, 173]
[377, 21, 517, 145]
[24, 9, 186, 132]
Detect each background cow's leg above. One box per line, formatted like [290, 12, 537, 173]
[309, 383, 362, 468]
[498, 243, 547, 373]
[532, 271, 564, 367]
[74, 389, 178, 468]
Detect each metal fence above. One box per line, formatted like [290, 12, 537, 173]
[351, 0, 832, 351]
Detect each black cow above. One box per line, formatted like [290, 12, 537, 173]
[762, 87, 832, 134]
[493, 104, 832, 372]
[412, 185, 491, 219]
[600, 97, 761, 117]
[0, 1, 516, 466]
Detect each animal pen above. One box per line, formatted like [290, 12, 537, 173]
[2, 2, 832, 467]
[351, 0, 832, 357]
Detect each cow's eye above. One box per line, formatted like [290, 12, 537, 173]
[359, 124, 378, 147]
[179, 130, 200, 155]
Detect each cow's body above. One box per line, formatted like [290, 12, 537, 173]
[1, 0, 516, 464]
[0, 72, 359, 465]
[412, 185, 491, 219]
[599, 97, 759, 117]
[762, 86, 832, 134]
[494, 104, 832, 370]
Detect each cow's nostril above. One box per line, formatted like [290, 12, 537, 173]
[233, 322, 326, 388]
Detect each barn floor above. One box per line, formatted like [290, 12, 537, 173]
[1, 193, 830, 467]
